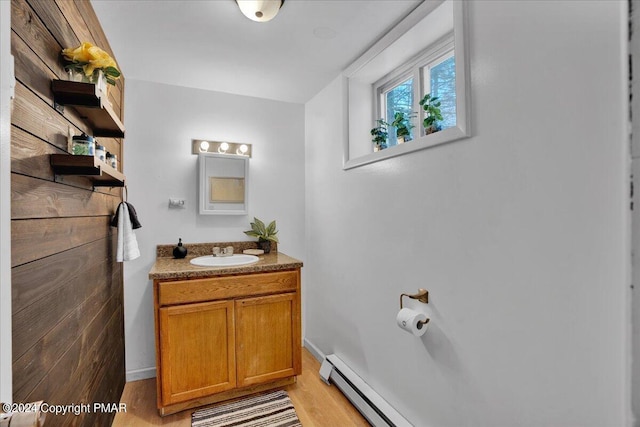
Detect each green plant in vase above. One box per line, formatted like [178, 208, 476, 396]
[244, 217, 279, 253]
[370, 119, 389, 151]
[391, 111, 415, 143]
[419, 94, 444, 134]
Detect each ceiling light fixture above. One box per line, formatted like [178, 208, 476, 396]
[235, 0, 284, 23]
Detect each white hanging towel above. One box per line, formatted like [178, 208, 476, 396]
[117, 202, 140, 262]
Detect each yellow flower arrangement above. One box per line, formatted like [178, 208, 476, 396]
[61, 42, 121, 85]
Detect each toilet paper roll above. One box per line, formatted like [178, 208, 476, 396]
[396, 308, 429, 337]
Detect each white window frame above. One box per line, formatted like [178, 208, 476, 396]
[372, 34, 454, 140]
[342, 0, 471, 170]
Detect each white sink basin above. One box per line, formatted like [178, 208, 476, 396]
[190, 254, 260, 267]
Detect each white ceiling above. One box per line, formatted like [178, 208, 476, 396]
[91, 0, 421, 104]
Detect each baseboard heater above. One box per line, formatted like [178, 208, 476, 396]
[319, 354, 413, 427]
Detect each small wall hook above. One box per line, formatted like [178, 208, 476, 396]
[400, 288, 429, 309]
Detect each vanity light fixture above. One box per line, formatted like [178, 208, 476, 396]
[192, 139, 252, 158]
[235, 0, 284, 23]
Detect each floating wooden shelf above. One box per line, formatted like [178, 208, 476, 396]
[50, 154, 125, 187]
[51, 80, 125, 138]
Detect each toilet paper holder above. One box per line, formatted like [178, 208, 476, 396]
[400, 288, 429, 308]
[400, 289, 430, 326]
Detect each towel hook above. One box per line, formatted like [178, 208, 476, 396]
[400, 289, 429, 309]
[123, 185, 128, 202]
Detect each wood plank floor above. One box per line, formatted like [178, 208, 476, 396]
[112, 348, 370, 426]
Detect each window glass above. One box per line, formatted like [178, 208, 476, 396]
[385, 78, 413, 144]
[371, 37, 456, 151]
[423, 55, 456, 130]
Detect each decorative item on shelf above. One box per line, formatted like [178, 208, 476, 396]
[61, 41, 121, 97]
[244, 217, 279, 254]
[370, 118, 389, 152]
[95, 143, 106, 162]
[66, 68, 108, 96]
[419, 93, 443, 135]
[391, 111, 416, 144]
[106, 152, 118, 169]
[71, 133, 95, 156]
[173, 238, 188, 259]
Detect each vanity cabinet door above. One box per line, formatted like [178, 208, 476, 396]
[159, 300, 236, 405]
[235, 293, 301, 387]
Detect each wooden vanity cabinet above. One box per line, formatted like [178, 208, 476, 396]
[235, 292, 300, 387]
[153, 269, 301, 415]
[159, 300, 236, 405]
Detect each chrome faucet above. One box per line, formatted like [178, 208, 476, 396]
[212, 246, 234, 257]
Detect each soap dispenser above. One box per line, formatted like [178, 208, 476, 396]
[173, 238, 188, 259]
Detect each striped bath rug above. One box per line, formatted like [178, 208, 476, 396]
[191, 390, 302, 427]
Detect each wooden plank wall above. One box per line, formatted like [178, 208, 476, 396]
[10, 0, 126, 425]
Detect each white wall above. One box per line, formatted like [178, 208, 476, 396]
[0, 0, 13, 405]
[631, 0, 640, 423]
[122, 79, 305, 380]
[305, 1, 631, 426]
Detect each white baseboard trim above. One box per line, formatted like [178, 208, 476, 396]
[126, 366, 156, 382]
[303, 338, 325, 363]
[305, 338, 413, 426]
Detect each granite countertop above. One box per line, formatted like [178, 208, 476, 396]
[149, 241, 303, 280]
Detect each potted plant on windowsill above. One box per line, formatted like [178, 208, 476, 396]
[244, 217, 279, 254]
[391, 111, 415, 144]
[370, 119, 389, 152]
[420, 94, 443, 135]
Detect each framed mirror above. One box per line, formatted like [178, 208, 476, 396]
[343, 0, 470, 169]
[199, 153, 249, 215]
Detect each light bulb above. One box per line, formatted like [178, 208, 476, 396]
[218, 142, 229, 153]
[199, 140, 210, 152]
[236, 144, 248, 155]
